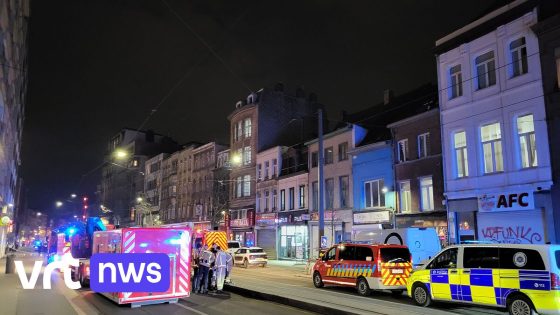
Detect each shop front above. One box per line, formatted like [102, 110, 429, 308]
[448, 190, 552, 245]
[229, 208, 255, 247]
[351, 209, 391, 241]
[309, 209, 352, 258]
[277, 210, 309, 260]
[255, 213, 277, 259]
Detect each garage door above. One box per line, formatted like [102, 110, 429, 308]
[257, 229, 277, 259]
[477, 209, 545, 244]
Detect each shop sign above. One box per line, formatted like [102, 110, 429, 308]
[353, 210, 390, 225]
[278, 210, 309, 224]
[310, 211, 340, 222]
[478, 191, 534, 212]
[256, 213, 277, 226]
[231, 209, 255, 228]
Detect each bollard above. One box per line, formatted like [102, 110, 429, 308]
[5, 253, 15, 274]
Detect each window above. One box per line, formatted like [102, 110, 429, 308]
[264, 190, 269, 211]
[272, 159, 277, 177]
[257, 164, 262, 180]
[289, 188, 295, 210]
[264, 161, 269, 179]
[500, 248, 545, 270]
[324, 247, 336, 261]
[325, 178, 334, 209]
[380, 248, 411, 263]
[464, 247, 499, 268]
[428, 248, 458, 269]
[355, 246, 374, 261]
[311, 151, 318, 168]
[517, 114, 537, 168]
[299, 185, 305, 208]
[312, 181, 318, 211]
[397, 139, 408, 162]
[481, 123, 504, 173]
[256, 192, 261, 212]
[420, 176, 434, 211]
[338, 246, 356, 260]
[510, 37, 528, 77]
[243, 146, 251, 165]
[236, 121, 243, 141]
[365, 179, 385, 208]
[454, 131, 469, 178]
[236, 177, 242, 198]
[280, 189, 286, 210]
[449, 64, 463, 99]
[244, 118, 252, 138]
[475, 51, 496, 89]
[132, 159, 138, 167]
[399, 181, 411, 213]
[243, 175, 251, 196]
[338, 142, 348, 161]
[339, 176, 349, 208]
[325, 147, 333, 164]
[272, 190, 277, 210]
[418, 133, 430, 158]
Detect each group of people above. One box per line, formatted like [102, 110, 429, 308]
[192, 243, 233, 294]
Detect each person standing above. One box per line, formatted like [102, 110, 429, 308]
[214, 246, 231, 292]
[197, 245, 214, 294]
[192, 244, 203, 292]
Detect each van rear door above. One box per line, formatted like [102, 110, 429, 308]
[379, 247, 412, 286]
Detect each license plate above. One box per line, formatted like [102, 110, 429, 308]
[391, 269, 404, 274]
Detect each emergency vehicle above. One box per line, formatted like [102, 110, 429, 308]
[407, 244, 560, 315]
[313, 243, 413, 296]
[160, 223, 228, 251]
[85, 227, 192, 307]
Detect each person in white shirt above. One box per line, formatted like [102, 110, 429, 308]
[214, 246, 232, 292]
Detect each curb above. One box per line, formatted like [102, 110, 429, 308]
[224, 284, 382, 315]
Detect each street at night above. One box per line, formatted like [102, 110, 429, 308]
[2, 0, 560, 315]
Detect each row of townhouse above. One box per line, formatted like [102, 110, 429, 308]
[105, 0, 560, 261]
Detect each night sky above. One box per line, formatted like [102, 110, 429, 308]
[23, 0, 504, 212]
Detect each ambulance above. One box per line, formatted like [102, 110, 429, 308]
[85, 227, 192, 307]
[407, 244, 560, 315]
[313, 243, 412, 296]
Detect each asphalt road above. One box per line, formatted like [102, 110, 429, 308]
[229, 264, 507, 315]
[78, 290, 317, 315]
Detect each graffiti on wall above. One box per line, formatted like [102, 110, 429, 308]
[480, 225, 543, 244]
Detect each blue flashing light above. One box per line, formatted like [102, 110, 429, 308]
[67, 228, 76, 236]
[166, 238, 182, 245]
[139, 242, 149, 248]
[53, 255, 60, 261]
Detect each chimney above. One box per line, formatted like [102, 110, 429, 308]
[383, 89, 394, 105]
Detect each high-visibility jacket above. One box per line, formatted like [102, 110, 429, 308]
[216, 251, 229, 268]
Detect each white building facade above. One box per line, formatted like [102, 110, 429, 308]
[436, 2, 554, 244]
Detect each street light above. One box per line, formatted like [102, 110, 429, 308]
[36, 212, 42, 216]
[231, 154, 242, 166]
[136, 197, 143, 203]
[114, 149, 128, 160]
[381, 186, 389, 194]
[70, 194, 77, 198]
[55, 201, 63, 208]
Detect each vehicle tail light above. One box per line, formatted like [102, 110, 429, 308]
[86, 266, 90, 276]
[551, 273, 560, 290]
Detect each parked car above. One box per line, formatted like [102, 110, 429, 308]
[313, 243, 412, 296]
[233, 247, 268, 268]
[407, 244, 560, 315]
[227, 240, 242, 255]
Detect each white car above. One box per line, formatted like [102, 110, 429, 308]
[233, 247, 268, 268]
[227, 240, 242, 255]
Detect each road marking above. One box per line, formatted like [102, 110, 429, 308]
[176, 301, 211, 315]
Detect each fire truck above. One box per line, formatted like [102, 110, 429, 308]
[161, 223, 228, 251]
[47, 217, 107, 267]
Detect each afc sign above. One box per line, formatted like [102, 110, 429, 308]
[478, 191, 534, 212]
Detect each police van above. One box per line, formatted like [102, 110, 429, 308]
[406, 244, 560, 315]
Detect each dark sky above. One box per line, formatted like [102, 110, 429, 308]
[23, 0, 502, 211]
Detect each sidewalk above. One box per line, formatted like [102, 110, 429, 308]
[225, 262, 460, 315]
[0, 252, 98, 315]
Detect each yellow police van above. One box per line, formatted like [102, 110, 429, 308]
[407, 244, 560, 315]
